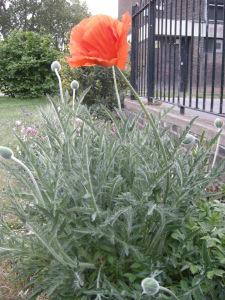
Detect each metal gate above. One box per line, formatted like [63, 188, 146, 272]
[131, 0, 225, 115]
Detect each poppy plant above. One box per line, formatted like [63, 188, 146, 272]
[67, 12, 152, 121]
[67, 13, 131, 70]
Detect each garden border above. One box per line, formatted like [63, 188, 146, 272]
[124, 97, 225, 156]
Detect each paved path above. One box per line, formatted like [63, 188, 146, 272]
[125, 98, 225, 147]
[163, 97, 225, 116]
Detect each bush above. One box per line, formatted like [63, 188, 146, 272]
[0, 30, 59, 97]
[60, 56, 129, 109]
[0, 90, 224, 299]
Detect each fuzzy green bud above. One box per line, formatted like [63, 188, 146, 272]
[71, 80, 79, 90]
[0, 146, 14, 159]
[51, 61, 61, 72]
[214, 118, 224, 129]
[183, 133, 195, 145]
[141, 277, 160, 296]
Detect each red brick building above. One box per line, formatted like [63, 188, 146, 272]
[120, 0, 225, 100]
[118, 0, 137, 18]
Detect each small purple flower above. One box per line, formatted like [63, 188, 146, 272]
[25, 127, 38, 137]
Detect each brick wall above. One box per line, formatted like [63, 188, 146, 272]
[119, 0, 207, 20]
[118, 0, 138, 18]
[131, 0, 224, 97]
[161, 0, 206, 21]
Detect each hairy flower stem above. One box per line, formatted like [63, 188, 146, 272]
[85, 145, 100, 214]
[96, 267, 102, 300]
[55, 69, 64, 104]
[116, 67, 167, 162]
[112, 66, 122, 112]
[159, 287, 179, 300]
[47, 96, 66, 139]
[212, 132, 221, 169]
[72, 89, 76, 111]
[12, 156, 44, 206]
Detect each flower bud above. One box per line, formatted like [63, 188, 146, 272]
[51, 61, 61, 72]
[214, 118, 224, 129]
[141, 277, 160, 296]
[71, 80, 79, 90]
[183, 133, 195, 145]
[0, 146, 14, 160]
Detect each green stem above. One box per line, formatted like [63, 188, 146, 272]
[72, 89, 76, 111]
[212, 131, 221, 169]
[116, 67, 167, 162]
[116, 67, 150, 119]
[47, 96, 66, 139]
[96, 267, 102, 300]
[12, 156, 44, 206]
[55, 69, 64, 104]
[159, 287, 179, 300]
[85, 145, 100, 213]
[112, 66, 122, 111]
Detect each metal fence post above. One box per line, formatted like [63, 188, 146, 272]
[131, 4, 139, 99]
[131, 0, 225, 115]
[147, 0, 156, 103]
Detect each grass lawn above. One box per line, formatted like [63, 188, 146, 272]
[0, 96, 48, 207]
[0, 96, 48, 194]
[0, 96, 48, 299]
[0, 95, 48, 203]
[0, 96, 48, 147]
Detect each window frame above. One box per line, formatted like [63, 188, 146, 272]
[207, 0, 224, 22]
[205, 38, 223, 54]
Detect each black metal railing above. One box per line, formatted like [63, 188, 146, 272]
[131, 0, 225, 115]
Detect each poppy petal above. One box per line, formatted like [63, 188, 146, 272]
[68, 12, 131, 70]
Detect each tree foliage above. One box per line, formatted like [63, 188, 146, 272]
[60, 56, 129, 110]
[0, 30, 59, 97]
[0, 0, 89, 46]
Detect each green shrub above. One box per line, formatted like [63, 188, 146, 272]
[0, 30, 59, 97]
[60, 56, 129, 109]
[0, 92, 224, 299]
[164, 199, 225, 299]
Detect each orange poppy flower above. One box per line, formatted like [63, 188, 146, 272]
[67, 13, 131, 70]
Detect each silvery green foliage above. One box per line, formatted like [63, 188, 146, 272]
[0, 95, 224, 300]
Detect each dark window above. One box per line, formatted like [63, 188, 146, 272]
[208, 0, 224, 22]
[156, 0, 165, 11]
[205, 38, 223, 53]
